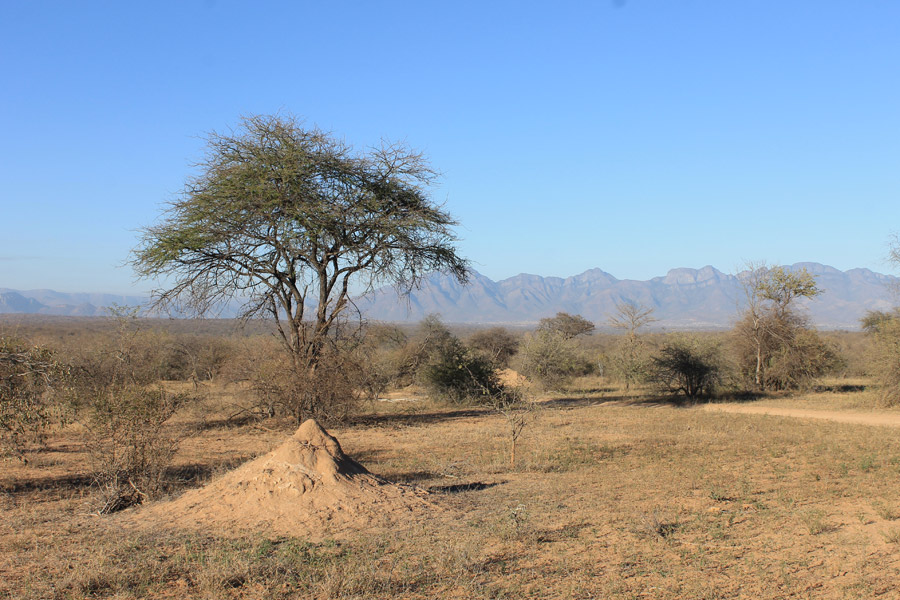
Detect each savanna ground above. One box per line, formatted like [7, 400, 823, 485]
[3, 374, 900, 600]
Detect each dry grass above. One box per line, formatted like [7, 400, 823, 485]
[720, 377, 900, 412]
[3, 377, 900, 599]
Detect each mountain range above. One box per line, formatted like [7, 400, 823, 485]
[357, 263, 897, 329]
[2, 263, 897, 329]
[0, 289, 148, 317]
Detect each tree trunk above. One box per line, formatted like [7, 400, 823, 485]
[755, 337, 762, 390]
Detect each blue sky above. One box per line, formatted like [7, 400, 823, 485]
[2, 1, 898, 294]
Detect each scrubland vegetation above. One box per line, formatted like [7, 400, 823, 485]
[2, 302, 900, 599]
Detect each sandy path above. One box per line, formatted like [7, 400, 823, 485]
[702, 403, 900, 428]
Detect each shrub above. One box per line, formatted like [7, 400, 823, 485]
[236, 336, 369, 423]
[604, 336, 654, 389]
[354, 324, 410, 401]
[651, 336, 722, 401]
[70, 311, 198, 511]
[732, 312, 841, 391]
[518, 329, 592, 388]
[732, 264, 842, 391]
[159, 333, 233, 382]
[764, 328, 844, 390]
[224, 326, 386, 423]
[414, 316, 506, 404]
[862, 310, 900, 406]
[82, 385, 188, 513]
[0, 336, 65, 460]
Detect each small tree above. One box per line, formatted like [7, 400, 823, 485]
[538, 312, 595, 340]
[490, 387, 538, 467]
[133, 115, 468, 420]
[734, 263, 828, 391]
[651, 336, 722, 401]
[607, 299, 656, 389]
[519, 329, 590, 388]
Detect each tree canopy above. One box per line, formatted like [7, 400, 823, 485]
[134, 115, 469, 370]
[538, 312, 595, 340]
[608, 299, 656, 340]
[734, 263, 833, 390]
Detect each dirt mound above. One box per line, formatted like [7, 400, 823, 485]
[498, 368, 531, 388]
[128, 420, 436, 539]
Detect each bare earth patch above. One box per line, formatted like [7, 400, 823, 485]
[703, 403, 900, 427]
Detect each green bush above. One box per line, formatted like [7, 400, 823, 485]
[414, 316, 506, 404]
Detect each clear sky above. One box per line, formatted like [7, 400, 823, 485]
[2, 1, 898, 294]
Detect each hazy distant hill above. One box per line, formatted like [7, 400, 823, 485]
[0, 289, 148, 317]
[2, 263, 896, 329]
[358, 263, 897, 329]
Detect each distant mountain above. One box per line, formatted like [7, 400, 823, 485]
[2, 263, 897, 329]
[358, 263, 898, 329]
[0, 288, 148, 317]
[0, 291, 46, 314]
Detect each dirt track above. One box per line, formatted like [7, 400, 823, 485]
[702, 403, 900, 427]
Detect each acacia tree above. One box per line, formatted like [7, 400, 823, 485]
[134, 115, 469, 410]
[734, 263, 834, 390]
[538, 312, 595, 339]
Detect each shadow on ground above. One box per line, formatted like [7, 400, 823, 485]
[815, 383, 867, 393]
[428, 481, 504, 494]
[0, 473, 95, 497]
[538, 391, 787, 410]
[0, 457, 255, 499]
[347, 408, 491, 428]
